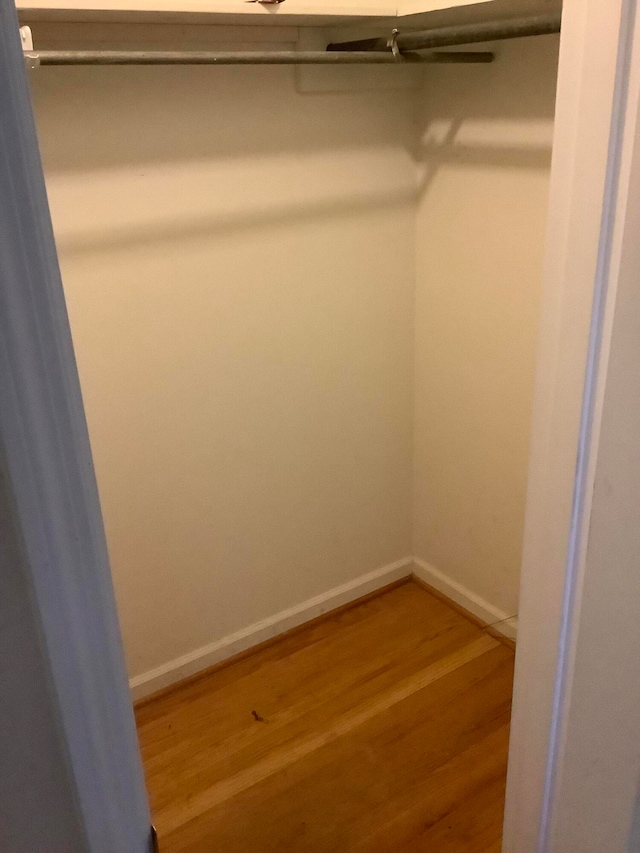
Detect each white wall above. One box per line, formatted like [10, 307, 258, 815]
[30, 59, 417, 682]
[413, 35, 559, 618]
[30, 32, 559, 687]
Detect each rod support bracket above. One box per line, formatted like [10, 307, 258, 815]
[20, 26, 40, 69]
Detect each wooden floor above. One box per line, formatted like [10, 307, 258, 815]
[135, 580, 514, 852]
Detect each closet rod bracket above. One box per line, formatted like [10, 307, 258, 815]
[20, 26, 40, 69]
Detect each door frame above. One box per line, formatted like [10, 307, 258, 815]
[503, 0, 640, 849]
[1, 0, 638, 849]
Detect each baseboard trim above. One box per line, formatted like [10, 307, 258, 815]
[130, 557, 413, 701]
[411, 558, 518, 642]
[131, 555, 518, 701]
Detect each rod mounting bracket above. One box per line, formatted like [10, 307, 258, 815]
[20, 26, 40, 69]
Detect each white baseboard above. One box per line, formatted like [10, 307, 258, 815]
[131, 555, 518, 701]
[412, 558, 518, 642]
[130, 557, 413, 701]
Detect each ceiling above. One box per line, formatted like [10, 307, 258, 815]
[18, 0, 562, 35]
[401, 0, 562, 29]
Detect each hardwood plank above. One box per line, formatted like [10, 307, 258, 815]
[162, 647, 512, 852]
[353, 723, 511, 852]
[137, 582, 514, 852]
[137, 584, 483, 804]
[155, 634, 499, 835]
[396, 775, 509, 852]
[136, 581, 472, 731]
[134, 577, 411, 712]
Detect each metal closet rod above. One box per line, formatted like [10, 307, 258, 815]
[24, 11, 560, 67]
[328, 11, 562, 52]
[28, 49, 494, 66]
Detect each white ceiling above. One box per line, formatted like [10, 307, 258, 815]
[18, 0, 562, 36]
[401, 0, 561, 30]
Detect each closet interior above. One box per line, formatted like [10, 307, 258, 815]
[20, 0, 561, 847]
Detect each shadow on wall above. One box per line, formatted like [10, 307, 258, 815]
[31, 63, 420, 254]
[51, 188, 414, 255]
[30, 64, 418, 171]
[414, 34, 559, 198]
[30, 39, 559, 177]
[30, 37, 559, 258]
